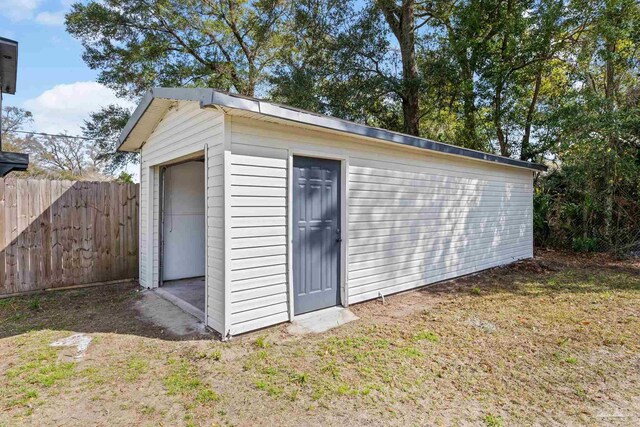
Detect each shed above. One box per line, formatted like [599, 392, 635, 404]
[118, 88, 545, 338]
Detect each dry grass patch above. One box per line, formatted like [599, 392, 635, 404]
[0, 251, 639, 426]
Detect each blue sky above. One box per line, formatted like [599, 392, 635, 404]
[1, 0, 134, 136]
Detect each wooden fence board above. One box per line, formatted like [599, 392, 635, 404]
[0, 178, 139, 296]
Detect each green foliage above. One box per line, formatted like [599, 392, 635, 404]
[253, 336, 270, 349]
[484, 414, 503, 427]
[116, 171, 135, 184]
[82, 105, 137, 174]
[27, 297, 41, 311]
[533, 0, 640, 254]
[572, 237, 599, 253]
[66, 0, 640, 252]
[413, 331, 439, 343]
[66, 0, 291, 98]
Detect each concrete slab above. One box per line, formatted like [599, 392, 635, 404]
[134, 291, 207, 336]
[287, 307, 359, 335]
[154, 288, 205, 322]
[161, 277, 205, 312]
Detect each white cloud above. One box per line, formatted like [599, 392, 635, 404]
[35, 10, 65, 26]
[0, 0, 43, 22]
[22, 81, 136, 136]
[0, 0, 71, 25]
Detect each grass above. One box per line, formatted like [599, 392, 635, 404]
[0, 252, 639, 426]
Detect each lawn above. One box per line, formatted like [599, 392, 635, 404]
[1, 251, 639, 426]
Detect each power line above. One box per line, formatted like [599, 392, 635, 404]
[7, 130, 94, 140]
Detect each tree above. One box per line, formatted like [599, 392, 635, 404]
[1, 106, 115, 180]
[373, 0, 423, 136]
[66, 0, 292, 98]
[536, 0, 640, 252]
[82, 105, 138, 174]
[0, 106, 34, 152]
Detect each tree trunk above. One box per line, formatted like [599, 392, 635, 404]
[460, 68, 479, 149]
[520, 66, 543, 161]
[399, 0, 420, 136]
[377, 0, 421, 136]
[603, 38, 617, 247]
[493, 79, 508, 156]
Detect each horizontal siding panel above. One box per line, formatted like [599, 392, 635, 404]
[348, 202, 531, 215]
[348, 238, 530, 280]
[231, 206, 286, 217]
[349, 182, 527, 197]
[349, 252, 531, 304]
[232, 302, 289, 325]
[232, 283, 288, 303]
[230, 175, 286, 188]
[231, 255, 287, 271]
[349, 242, 531, 288]
[232, 293, 288, 314]
[349, 233, 531, 267]
[231, 186, 286, 197]
[231, 142, 288, 160]
[348, 211, 529, 223]
[349, 167, 530, 187]
[230, 226, 286, 238]
[231, 235, 287, 249]
[232, 273, 287, 292]
[233, 164, 287, 178]
[232, 216, 286, 227]
[232, 245, 287, 260]
[348, 193, 531, 206]
[231, 312, 289, 335]
[231, 197, 286, 207]
[231, 263, 286, 281]
[349, 252, 531, 303]
[229, 153, 290, 332]
[349, 215, 530, 233]
[232, 154, 287, 168]
[349, 156, 531, 184]
[349, 228, 530, 256]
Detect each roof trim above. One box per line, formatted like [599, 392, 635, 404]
[118, 88, 546, 172]
[0, 151, 29, 177]
[0, 36, 18, 95]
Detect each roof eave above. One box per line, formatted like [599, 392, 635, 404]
[0, 151, 29, 177]
[117, 88, 547, 172]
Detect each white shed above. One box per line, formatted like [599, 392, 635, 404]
[118, 88, 545, 339]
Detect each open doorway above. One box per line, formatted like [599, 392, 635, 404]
[158, 159, 206, 319]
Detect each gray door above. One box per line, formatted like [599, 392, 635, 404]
[293, 156, 341, 315]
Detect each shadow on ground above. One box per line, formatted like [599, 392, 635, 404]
[1, 250, 638, 341]
[419, 250, 640, 298]
[0, 282, 211, 341]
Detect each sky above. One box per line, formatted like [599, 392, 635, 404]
[1, 0, 135, 137]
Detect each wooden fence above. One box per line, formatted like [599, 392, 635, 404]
[0, 178, 139, 297]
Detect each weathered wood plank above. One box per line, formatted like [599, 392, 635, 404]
[0, 178, 139, 296]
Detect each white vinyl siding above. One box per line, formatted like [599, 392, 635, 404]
[206, 129, 225, 334]
[228, 148, 290, 335]
[347, 159, 532, 303]
[139, 104, 534, 337]
[227, 115, 533, 331]
[138, 101, 224, 333]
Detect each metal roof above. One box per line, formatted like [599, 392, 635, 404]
[118, 87, 546, 172]
[0, 37, 18, 95]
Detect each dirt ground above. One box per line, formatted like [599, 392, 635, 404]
[0, 251, 639, 426]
